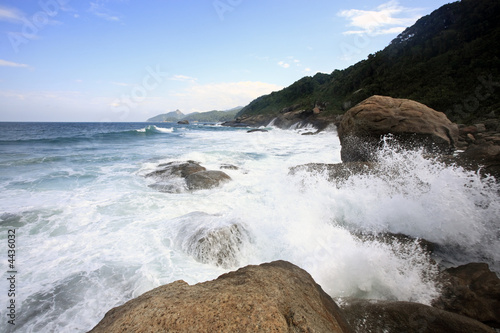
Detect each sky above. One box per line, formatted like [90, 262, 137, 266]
[0, 0, 453, 122]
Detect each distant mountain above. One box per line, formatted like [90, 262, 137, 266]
[237, 0, 500, 123]
[147, 107, 242, 123]
[182, 107, 243, 122]
[147, 110, 184, 122]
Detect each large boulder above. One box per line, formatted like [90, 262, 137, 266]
[88, 261, 354, 333]
[341, 299, 494, 333]
[432, 263, 500, 328]
[338, 95, 459, 162]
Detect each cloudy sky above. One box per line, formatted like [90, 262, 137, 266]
[0, 0, 452, 122]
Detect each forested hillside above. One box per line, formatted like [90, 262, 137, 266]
[238, 0, 500, 123]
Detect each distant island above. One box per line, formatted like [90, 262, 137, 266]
[147, 107, 243, 123]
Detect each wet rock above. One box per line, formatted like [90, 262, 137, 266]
[247, 128, 269, 133]
[338, 95, 459, 162]
[146, 161, 232, 192]
[289, 162, 377, 183]
[475, 124, 487, 133]
[175, 213, 251, 268]
[88, 261, 354, 333]
[341, 299, 494, 333]
[185, 170, 231, 190]
[354, 232, 437, 254]
[184, 224, 248, 268]
[220, 164, 239, 170]
[177, 120, 189, 124]
[454, 142, 500, 179]
[146, 160, 206, 179]
[433, 263, 500, 328]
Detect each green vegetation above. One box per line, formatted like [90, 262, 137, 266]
[182, 107, 242, 122]
[238, 0, 500, 123]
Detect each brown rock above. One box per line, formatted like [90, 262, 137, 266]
[433, 263, 500, 328]
[338, 95, 459, 162]
[146, 160, 206, 179]
[459, 143, 500, 179]
[146, 161, 234, 192]
[220, 164, 239, 170]
[185, 170, 232, 190]
[341, 299, 494, 333]
[460, 125, 479, 135]
[88, 261, 354, 333]
[474, 124, 487, 133]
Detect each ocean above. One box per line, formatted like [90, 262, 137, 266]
[0, 122, 498, 332]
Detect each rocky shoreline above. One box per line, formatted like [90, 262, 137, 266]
[89, 260, 499, 332]
[90, 96, 499, 332]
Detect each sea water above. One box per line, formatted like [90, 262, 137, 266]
[0, 122, 498, 332]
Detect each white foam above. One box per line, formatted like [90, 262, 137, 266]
[1, 126, 498, 332]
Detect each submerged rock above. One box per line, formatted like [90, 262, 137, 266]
[88, 261, 354, 333]
[433, 263, 500, 328]
[289, 162, 376, 183]
[341, 299, 494, 333]
[220, 163, 239, 170]
[338, 95, 459, 162]
[178, 221, 250, 268]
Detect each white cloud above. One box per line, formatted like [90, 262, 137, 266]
[0, 59, 29, 68]
[0, 6, 23, 23]
[0, 81, 283, 122]
[338, 1, 421, 35]
[170, 75, 198, 83]
[170, 81, 283, 112]
[110, 81, 130, 87]
[89, 1, 121, 22]
[278, 61, 290, 69]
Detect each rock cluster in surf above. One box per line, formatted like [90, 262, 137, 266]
[146, 160, 232, 192]
[101, 95, 500, 332]
[89, 260, 499, 332]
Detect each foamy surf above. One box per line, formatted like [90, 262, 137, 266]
[0, 122, 497, 332]
[135, 125, 174, 134]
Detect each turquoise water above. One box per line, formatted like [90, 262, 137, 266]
[0, 122, 498, 332]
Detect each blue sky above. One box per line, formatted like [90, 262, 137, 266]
[0, 0, 453, 122]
